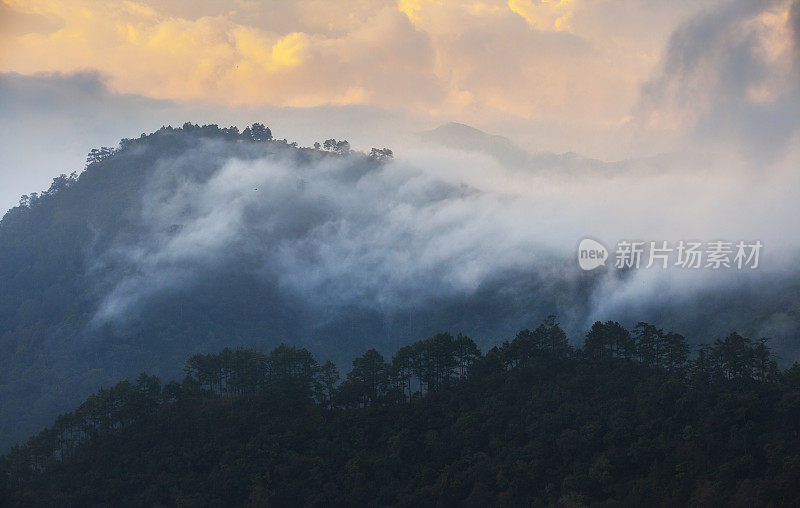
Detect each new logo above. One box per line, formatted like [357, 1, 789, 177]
[578, 238, 608, 271]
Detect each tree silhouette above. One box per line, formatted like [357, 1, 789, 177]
[340, 349, 389, 407]
[316, 360, 340, 407]
[369, 148, 393, 161]
[322, 139, 351, 155]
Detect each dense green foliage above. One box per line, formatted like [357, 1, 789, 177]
[3, 319, 800, 506]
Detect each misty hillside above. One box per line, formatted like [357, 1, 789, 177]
[419, 122, 615, 173]
[419, 123, 532, 168]
[0, 123, 584, 451]
[1, 122, 799, 454]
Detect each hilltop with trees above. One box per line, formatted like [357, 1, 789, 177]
[0, 122, 398, 451]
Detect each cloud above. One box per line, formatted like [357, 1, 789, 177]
[0, 0, 62, 36]
[87, 131, 800, 361]
[637, 0, 800, 157]
[0, 71, 177, 213]
[507, 0, 574, 32]
[3, 0, 800, 357]
[11, 0, 783, 160]
[0, 69, 443, 214]
[0, 0, 677, 133]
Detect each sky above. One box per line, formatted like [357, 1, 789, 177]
[0, 0, 798, 211]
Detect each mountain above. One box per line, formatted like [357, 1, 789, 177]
[418, 122, 615, 173]
[0, 123, 585, 451]
[1, 122, 798, 454]
[419, 122, 533, 168]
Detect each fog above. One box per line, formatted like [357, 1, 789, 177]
[5, 0, 800, 360]
[84, 129, 800, 361]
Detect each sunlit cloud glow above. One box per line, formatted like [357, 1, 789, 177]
[2, 0, 754, 128]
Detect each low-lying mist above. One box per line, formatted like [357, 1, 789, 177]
[89, 135, 800, 362]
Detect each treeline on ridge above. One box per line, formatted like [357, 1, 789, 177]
[12, 121, 393, 212]
[4, 317, 800, 505]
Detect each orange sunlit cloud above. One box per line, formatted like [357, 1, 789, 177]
[0, 0, 639, 121]
[0, 0, 796, 134]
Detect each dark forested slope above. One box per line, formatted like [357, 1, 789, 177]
[3, 320, 800, 506]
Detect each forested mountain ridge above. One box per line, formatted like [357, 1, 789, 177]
[2, 121, 799, 462]
[0, 123, 393, 451]
[3, 319, 800, 506]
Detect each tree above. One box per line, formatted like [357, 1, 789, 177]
[505, 316, 572, 366]
[10, 325, 800, 507]
[134, 373, 161, 415]
[339, 349, 388, 407]
[454, 333, 481, 378]
[539, 315, 572, 357]
[507, 329, 539, 367]
[229, 348, 268, 396]
[663, 332, 690, 373]
[752, 337, 778, 382]
[584, 321, 609, 360]
[239, 123, 271, 142]
[185, 353, 219, 393]
[783, 362, 800, 388]
[391, 345, 416, 401]
[249, 123, 272, 142]
[316, 360, 340, 407]
[711, 332, 754, 382]
[633, 322, 664, 368]
[85, 147, 114, 166]
[689, 345, 714, 387]
[44, 173, 77, 196]
[266, 344, 319, 399]
[419, 333, 460, 391]
[322, 139, 351, 155]
[369, 148, 393, 161]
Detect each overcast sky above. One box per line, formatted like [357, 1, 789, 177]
[0, 0, 798, 213]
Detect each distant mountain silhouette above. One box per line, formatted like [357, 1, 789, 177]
[418, 122, 616, 173]
[419, 122, 532, 167]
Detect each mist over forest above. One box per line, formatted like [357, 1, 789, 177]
[0, 120, 799, 452]
[2, 0, 800, 504]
